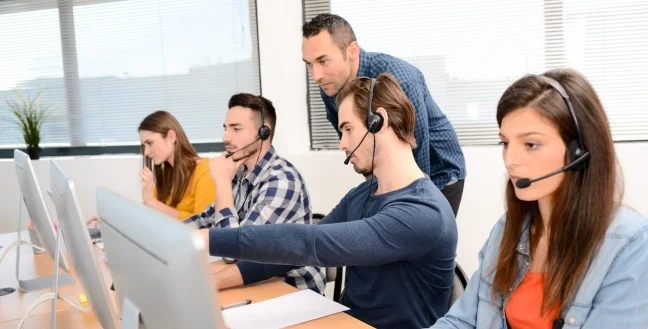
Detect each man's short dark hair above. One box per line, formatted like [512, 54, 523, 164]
[228, 93, 277, 140]
[302, 13, 357, 53]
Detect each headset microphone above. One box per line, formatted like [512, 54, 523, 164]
[224, 137, 261, 160]
[344, 130, 371, 165]
[516, 168, 564, 189]
[515, 152, 590, 188]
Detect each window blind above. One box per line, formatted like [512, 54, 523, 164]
[303, 0, 648, 147]
[0, 0, 260, 148]
[303, 0, 340, 150]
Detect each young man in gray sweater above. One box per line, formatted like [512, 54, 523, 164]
[201, 74, 458, 329]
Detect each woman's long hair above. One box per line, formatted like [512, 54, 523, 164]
[492, 68, 623, 313]
[138, 111, 199, 207]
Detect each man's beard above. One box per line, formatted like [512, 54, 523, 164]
[352, 158, 373, 176]
[350, 137, 377, 177]
[227, 142, 261, 163]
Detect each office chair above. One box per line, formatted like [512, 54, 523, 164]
[449, 261, 470, 307]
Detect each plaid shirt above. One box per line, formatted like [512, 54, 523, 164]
[184, 146, 326, 293]
[320, 48, 467, 189]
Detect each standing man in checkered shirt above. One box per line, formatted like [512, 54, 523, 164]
[302, 13, 467, 216]
[183, 93, 326, 294]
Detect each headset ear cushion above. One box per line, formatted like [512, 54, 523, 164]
[258, 126, 271, 140]
[367, 112, 384, 134]
[567, 139, 582, 160]
[567, 139, 590, 170]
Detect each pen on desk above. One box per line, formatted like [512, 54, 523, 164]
[221, 299, 251, 311]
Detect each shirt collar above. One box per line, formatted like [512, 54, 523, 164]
[357, 48, 371, 78]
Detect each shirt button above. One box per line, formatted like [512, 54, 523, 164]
[525, 261, 529, 267]
[569, 317, 576, 324]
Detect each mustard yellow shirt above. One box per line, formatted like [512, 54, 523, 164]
[155, 159, 216, 220]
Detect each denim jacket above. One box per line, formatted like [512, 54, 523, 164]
[431, 206, 648, 329]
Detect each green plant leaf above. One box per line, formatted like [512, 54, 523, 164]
[3, 88, 51, 148]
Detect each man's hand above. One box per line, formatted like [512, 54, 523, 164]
[140, 167, 156, 205]
[200, 228, 211, 251]
[87, 216, 99, 228]
[201, 229, 244, 290]
[208, 153, 244, 184]
[213, 264, 244, 291]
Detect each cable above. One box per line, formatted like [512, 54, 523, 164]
[16, 292, 91, 329]
[559, 170, 586, 305]
[360, 134, 377, 219]
[0, 240, 46, 266]
[16, 294, 50, 328]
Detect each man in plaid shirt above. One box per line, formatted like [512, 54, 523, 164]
[184, 93, 325, 294]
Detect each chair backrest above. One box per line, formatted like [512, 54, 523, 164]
[326, 267, 337, 282]
[449, 261, 469, 308]
[312, 213, 326, 224]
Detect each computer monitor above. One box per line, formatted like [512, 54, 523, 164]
[13, 149, 73, 291]
[96, 187, 226, 329]
[49, 160, 120, 329]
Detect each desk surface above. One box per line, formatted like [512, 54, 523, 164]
[0, 232, 373, 328]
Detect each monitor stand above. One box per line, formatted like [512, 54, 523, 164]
[121, 298, 142, 329]
[15, 196, 74, 291]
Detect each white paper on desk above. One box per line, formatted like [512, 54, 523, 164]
[222, 289, 349, 329]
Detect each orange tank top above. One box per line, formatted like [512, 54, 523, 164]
[505, 272, 560, 329]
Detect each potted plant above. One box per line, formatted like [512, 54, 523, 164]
[5, 89, 50, 160]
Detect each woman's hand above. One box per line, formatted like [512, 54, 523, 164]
[140, 167, 156, 205]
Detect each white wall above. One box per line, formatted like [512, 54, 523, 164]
[256, 0, 311, 155]
[0, 0, 646, 280]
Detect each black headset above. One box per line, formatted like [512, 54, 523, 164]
[342, 77, 384, 166]
[539, 75, 590, 170]
[258, 102, 271, 141]
[366, 78, 384, 134]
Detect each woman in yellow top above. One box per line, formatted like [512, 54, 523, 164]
[137, 110, 216, 220]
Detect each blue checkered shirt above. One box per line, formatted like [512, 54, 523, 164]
[184, 146, 326, 294]
[320, 48, 467, 189]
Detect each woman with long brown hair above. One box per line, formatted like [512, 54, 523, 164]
[88, 110, 216, 225]
[431, 69, 648, 329]
[135, 110, 215, 220]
